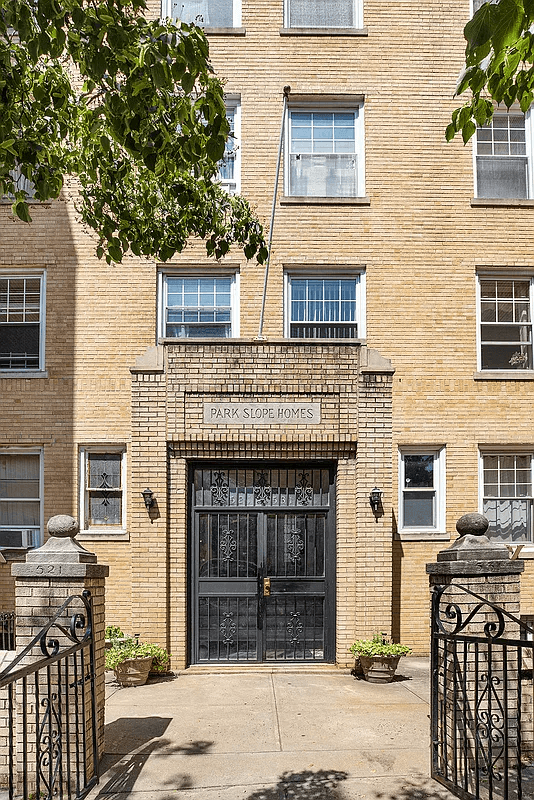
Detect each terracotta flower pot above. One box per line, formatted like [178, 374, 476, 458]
[113, 656, 153, 687]
[359, 654, 401, 683]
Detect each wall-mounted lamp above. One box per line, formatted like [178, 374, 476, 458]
[369, 487, 383, 513]
[142, 488, 154, 509]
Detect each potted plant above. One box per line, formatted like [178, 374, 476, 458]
[105, 639, 155, 687]
[349, 632, 411, 684]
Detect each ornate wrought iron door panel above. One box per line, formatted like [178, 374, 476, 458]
[191, 464, 335, 664]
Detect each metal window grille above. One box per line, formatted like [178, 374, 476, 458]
[217, 106, 238, 194]
[289, 278, 359, 338]
[483, 453, 533, 542]
[85, 452, 123, 527]
[170, 0, 234, 26]
[287, 0, 355, 27]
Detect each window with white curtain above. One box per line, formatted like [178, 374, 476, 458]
[0, 451, 42, 549]
[163, 0, 240, 27]
[285, 0, 361, 28]
[0, 274, 45, 372]
[399, 448, 446, 532]
[285, 274, 365, 338]
[482, 453, 533, 542]
[475, 111, 533, 199]
[478, 276, 533, 370]
[287, 106, 364, 197]
[80, 448, 126, 532]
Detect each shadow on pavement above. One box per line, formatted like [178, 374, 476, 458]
[245, 770, 349, 799]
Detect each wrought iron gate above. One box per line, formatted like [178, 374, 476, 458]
[190, 463, 336, 663]
[431, 583, 534, 800]
[0, 591, 99, 800]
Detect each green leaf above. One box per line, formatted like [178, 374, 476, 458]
[13, 200, 32, 223]
[461, 119, 477, 144]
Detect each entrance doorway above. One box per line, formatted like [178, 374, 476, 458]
[190, 463, 336, 664]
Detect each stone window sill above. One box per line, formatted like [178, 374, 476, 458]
[0, 370, 48, 379]
[204, 27, 246, 35]
[279, 27, 368, 36]
[280, 195, 370, 206]
[474, 371, 534, 380]
[396, 531, 450, 542]
[471, 197, 534, 208]
[78, 531, 130, 542]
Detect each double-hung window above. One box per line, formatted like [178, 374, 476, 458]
[475, 111, 533, 199]
[285, 0, 362, 28]
[399, 448, 445, 532]
[481, 453, 533, 542]
[163, 0, 240, 27]
[80, 448, 126, 533]
[478, 275, 533, 371]
[159, 273, 238, 339]
[0, 451, 42, 549]
[217, 100, 240, 194]
[0, 274, 45, 372]
[285, 273, 365, 338]
[287, 104, 364, 198]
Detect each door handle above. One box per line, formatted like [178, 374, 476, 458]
[263, 577, 271, 596]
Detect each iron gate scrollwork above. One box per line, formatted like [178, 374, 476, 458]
[0, 591, 98, 800]
[431, 583, 534, 800]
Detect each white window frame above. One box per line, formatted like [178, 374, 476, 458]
[161, 0, 241, 27]
[473, 109, 534, 200]
[283, 270, 366, 339]
[479, 450, 534, 546]
[217, 97, 241, 195]
[284, 0, 362, 29]
[0, 448, 43, 550]
[398, 447, 446, 534]
[158, 269, 240, 340]
[0, 271, 46, 374]
[285, 101, 365, 198]
[476, 271, 534, 372]
[79, 447, 127, 536]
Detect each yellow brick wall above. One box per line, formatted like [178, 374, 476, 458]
[1, 0, 534, 660]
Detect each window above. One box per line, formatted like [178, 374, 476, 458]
[472, 0, 498, 13]
[0, 452, 42, 549]
[0, 274, 44, 371]
[159, 273, 238, 339]
[80, 449, 126, 533]
[163, 0, 240, 27]
[1, 165, 36, 201]
[399, 449, 445, 532]
[287, 107, 364, 197]
[478, 276, 533, 370]
[217, 100, 240, 194]
[285, 273, 365, 338]
[481, 453, 533, 542]
[285, 0, 361, 28]
[475, 111, 533, 199]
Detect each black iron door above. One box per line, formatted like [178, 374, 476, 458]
[190, 463, 336, 664]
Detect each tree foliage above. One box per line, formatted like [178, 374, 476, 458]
[0, 0, 267, 264]
[447, 0, 534, 144]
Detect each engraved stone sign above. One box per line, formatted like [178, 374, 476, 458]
[204, 402, 321, 425]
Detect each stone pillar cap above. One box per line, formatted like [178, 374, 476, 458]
[437, 512, 510, 562]
[25, 515, 97, 564]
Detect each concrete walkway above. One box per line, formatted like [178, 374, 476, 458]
[89, 658, 458, 800]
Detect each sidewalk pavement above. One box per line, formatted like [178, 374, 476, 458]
[88, 658, 459, 800]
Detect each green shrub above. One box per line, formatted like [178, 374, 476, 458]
[348, 632, 411, 659]
[105, 625, 125, 639]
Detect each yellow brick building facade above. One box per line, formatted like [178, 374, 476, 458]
[1, 1, 534, 666]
